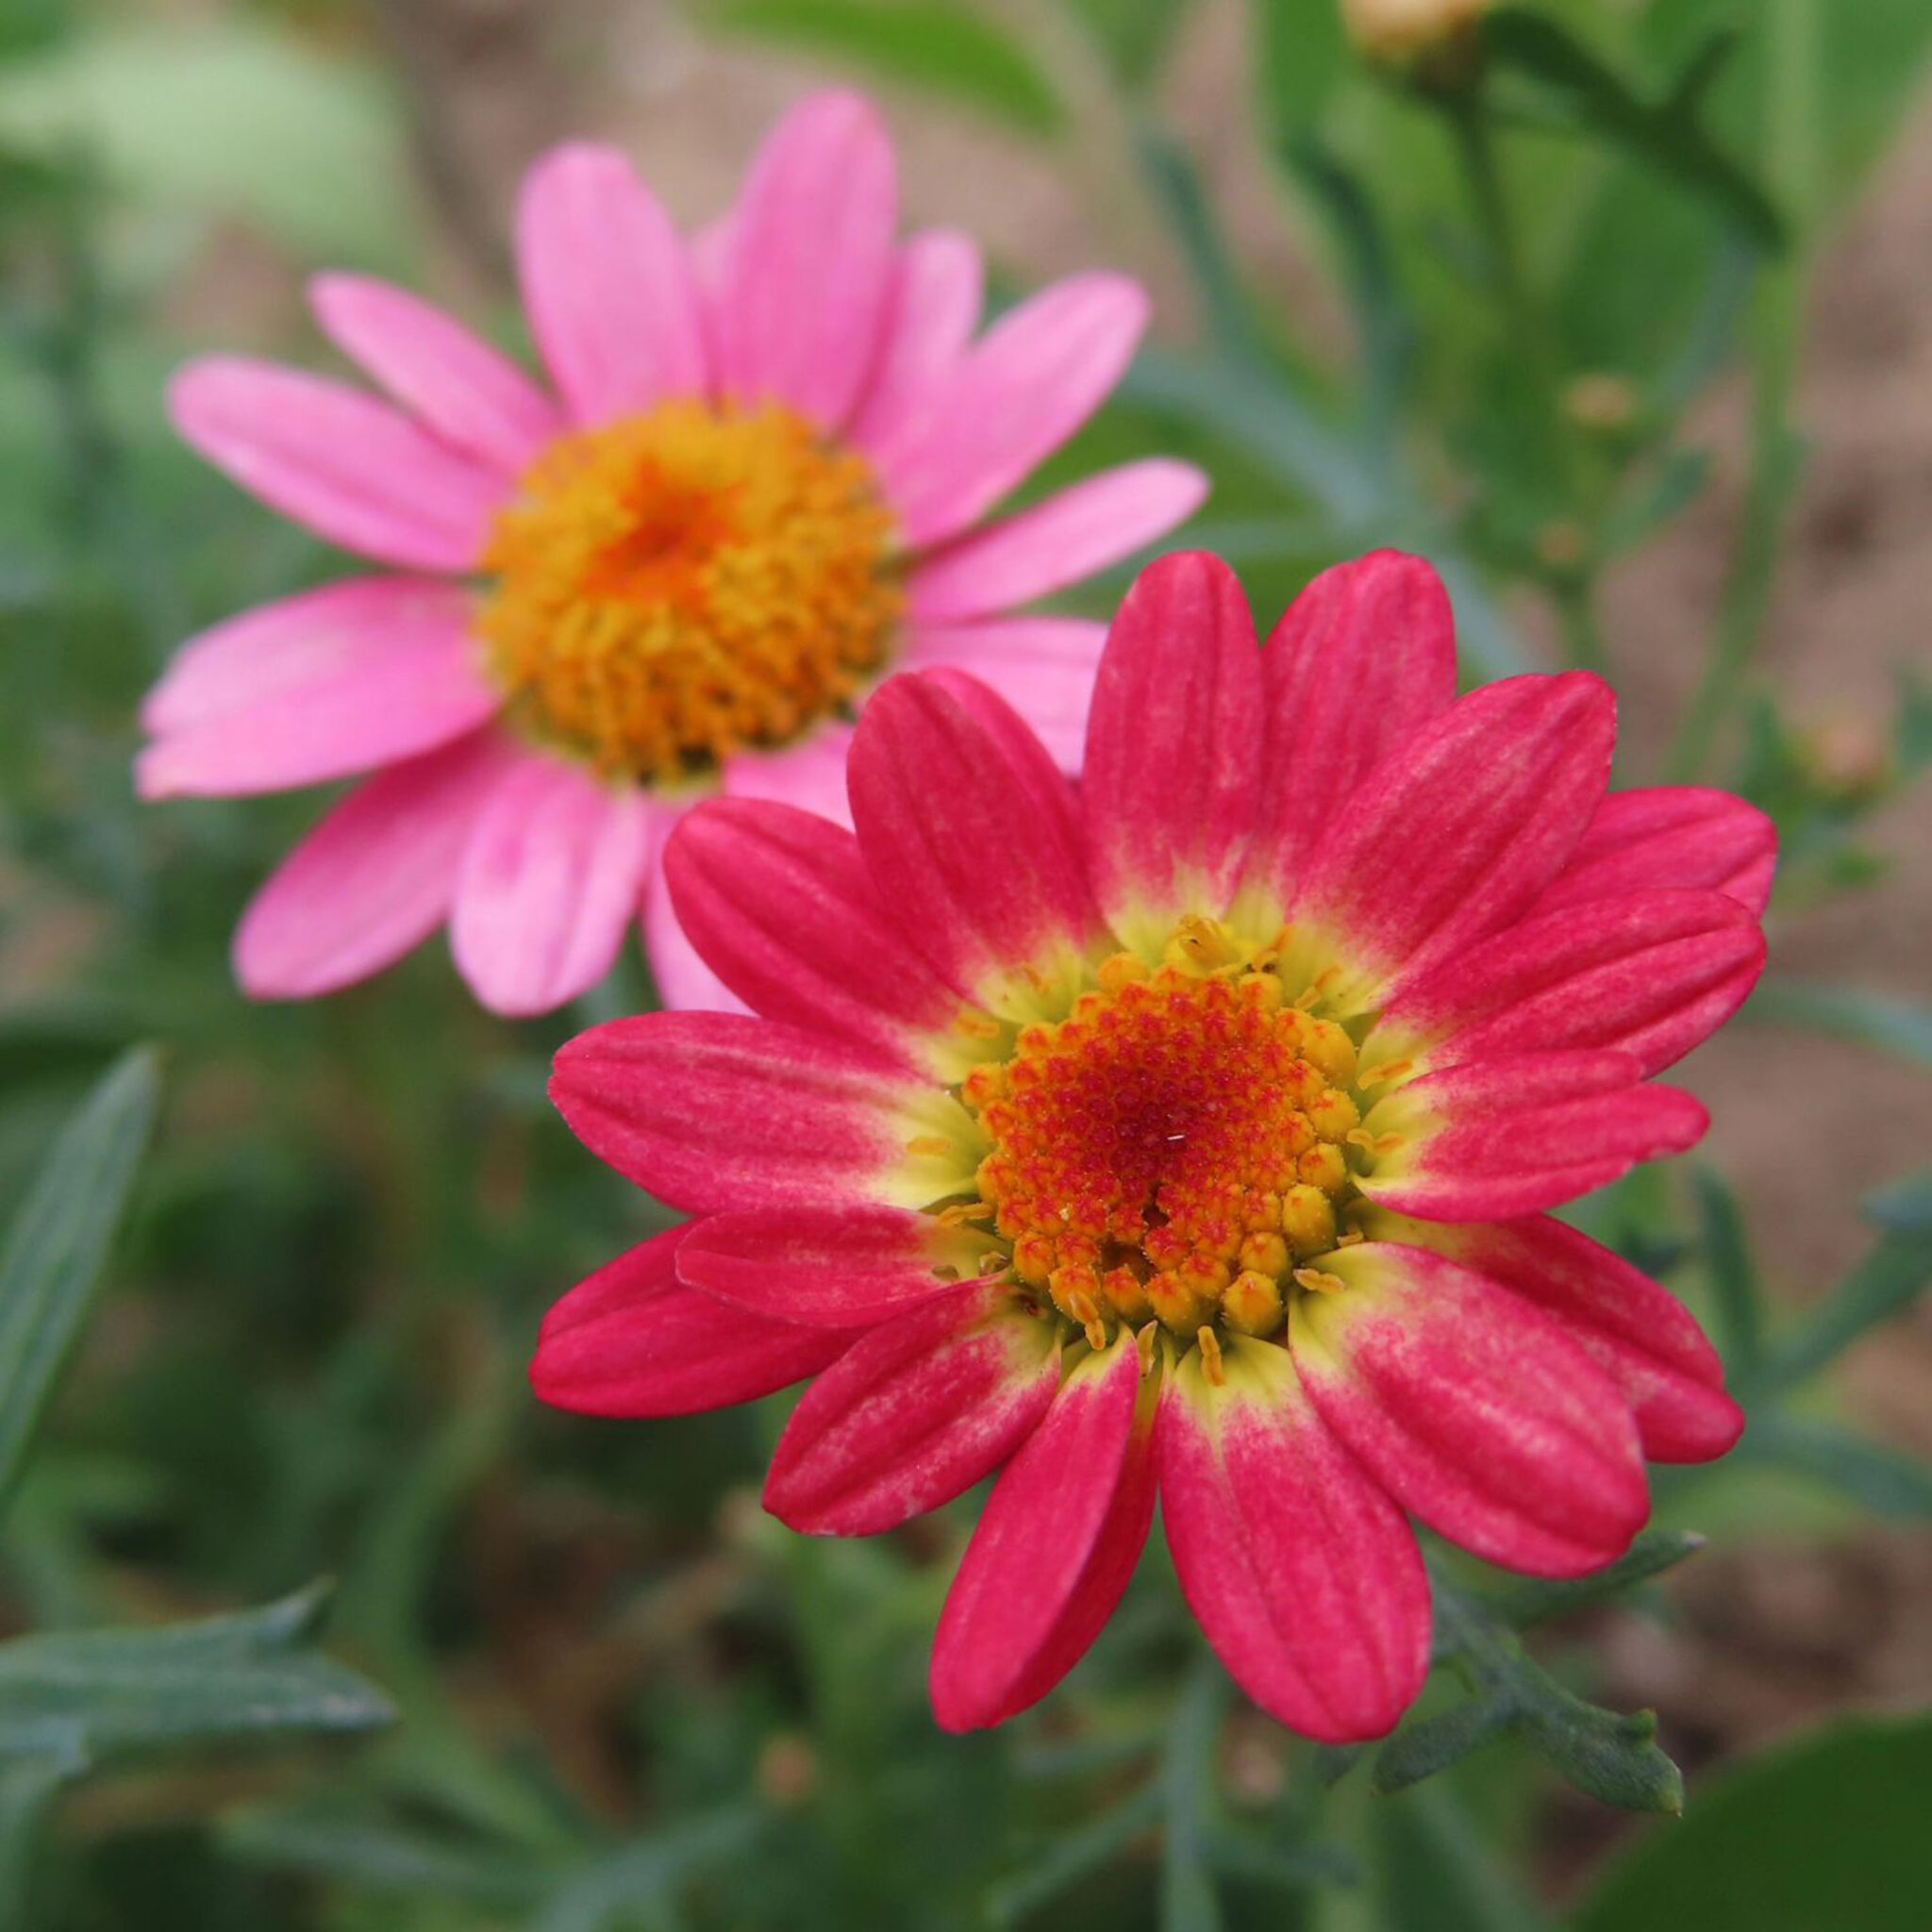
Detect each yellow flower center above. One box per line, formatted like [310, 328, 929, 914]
[948, 918, 1381, 1355]
[477, 400, 905, 782]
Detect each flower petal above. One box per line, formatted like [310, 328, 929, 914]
[676, 1204, 987, 1329]
[1158, 1338, 1430, 1742]
[665, 798, 960, 1065]
[902, 618, 1107, 775]
[1291, 1241, 1649, 1576]
[515, 142, 706, 426]
[850, 227, 983, 454]
[532, 1225, 845, 1418]
[1082, 553, 1264, 944]
[1357, 1208, 1742, 1463]
[551, 1012, 959, 1214]
[721, 726, 856, 826]
[308, 273, 561, 475]
[1249, 550, 1458, 892]
[450, 755, 653, 1016]
[1357, 1050, 1708, 1222]
[714, 91, 898, 427]
[880, 274, 1150, 549]
[931, 1336, 1158, 1730]
[1367, 889, 1767, 1080]
[641, 857, 752, 1014]
[137, 579, 498, 798]
[764, 1280, 1062, 1534]
[908, 459, 1208, 621]
[1285, 673, 1618, 1014]
[1538, 787, 1778, 918]
[170, 357, 504, 571]
[233, 728, 511, 999]
[848, 674, 1098, 1016]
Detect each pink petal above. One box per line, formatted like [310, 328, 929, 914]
[1288, 673, 1617, 1014]
[1249, 550, 1458, 893]
[676, 1205, 986, 1328]
[170, 357, 504, 571]
[1291, 1241, 1649, 1577]
[908, 459, 1208, 621]
[515, 142, 706, 426]
[1369, 889, 1767, 1080]
[1357, 1050, 1708, 1222]
[1539, 787, 1778, 918]
[664, 798, 959, 1065]
[450, 755, 653, 1017]
[550, 1012, 930, 1214]
[764, 1280, 1062, 1534]
[850, 227, 984, 454]
[234, 728, 511, 1000]
[902, 618, 1107, 775]
[880, 274, 1151, 550]
[1357, 1208, 1742, 1464]
[137, 579, 497, 798]
[1158, 1337, 1430, 1742]
[847, 674, 1098, 1013]
[714, 92, 898, 427]
[1082, 553, 1263, 940]
[641, 856, 752, 1014]
[531, 1225, 845, 1418]
[931, 1337, 1158, 1730]
[721, 727, 857, 826]
[308, 273, 561, 475]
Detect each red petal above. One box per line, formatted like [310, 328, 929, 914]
[1081, 553, 1264, 941]
[931, 1337, 1158, 1730]
[1371, 889, 1766, 1079]
[765, 1282, 1061, 1534]
[531, 1225, 845, 1418]
[1291, 1241, 1649, 1577]
[1289, 674, 1616, 1013]
[1360, 1209, 1743, 1463]
[1158, 1338, 1430, 1741]
[848, 675, 1098, 1014]
[1251, 550, 1457, 891]
[1539, 787, 1776, 918]
[1358, 1050, 1708, 1222]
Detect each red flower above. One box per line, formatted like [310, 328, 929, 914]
[535, 551, 1772, 1742]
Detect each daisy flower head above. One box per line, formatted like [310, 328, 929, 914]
[536, 548, 1774, 1741]
[141, 92, 1206, 1016]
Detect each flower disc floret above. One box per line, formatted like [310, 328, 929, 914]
[478, 401, 903, 781]
[958, 921, 1370, 1348]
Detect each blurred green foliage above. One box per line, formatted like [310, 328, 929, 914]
[3, 0, 1932, 1927]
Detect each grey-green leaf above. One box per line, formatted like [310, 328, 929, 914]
[0, 1046, 160, 1520]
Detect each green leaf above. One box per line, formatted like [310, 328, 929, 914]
[0, 1045, 159, 1520]
[1865, 1171, 1932, 1235]
[1758, 1219, 1932, 1393]
[703, 1, 1064, 137]
[986, 1785, 1162, 1928]
[1576, 1715, 1932, 1932]
[222, 1809, 553, 1908]
[1484, 1528, 1708, 1630]
[1732, 1413, 1932, 1520]
[1690, 1165, 1762, 1371]
[1063, 0, 1191, 94]
[1248, 0, 1348, 151]
[528, 1810, 761, 1932]
[0, 1582, 394, 1774]
[1370, 1785, 1556, 1932]
[1483, 10, 1783, 248]
[0, 24, 410, 263]
[1743, 977, 1932, 1070]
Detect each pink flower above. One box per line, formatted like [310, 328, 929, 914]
[141, 92, 1206, 1016]
[534, 549, 1772, 1741]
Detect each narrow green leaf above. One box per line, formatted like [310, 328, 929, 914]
[223, 1809, 554, 1907]
[1372, 1697, 1515, 1797]
[1734, 1413, 1932, 1520]
[1760, 1224, 1932, 1393]
[1486, 1528, 1707, 1629]
[1161, 1658, 1226, 1932]
[985, 1785, 1162, 1927]
[0, 1757, 67, 1930]
[1691, 1166, 1762, 1371]
[1371, 1785, 1556, 1932]
[1520, 1688, 1681, 1816]
[0, 1583, 393, 1772]
[1864, 1171, 1932, 1235]
[1744, 976, 1932, 1069]
[1248, 0, 1347, 149]
[1576, 1716, 1932, 1932]
[704, 1, 1063, 137]
[528, 1810, 761, 1932]
[1062, 0, 1191, 94]
[1134, 124, 1270, 371]
[0, 1045, 159, 1519]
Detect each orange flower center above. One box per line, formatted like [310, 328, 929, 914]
[955, 919, 1370, 1348]
[477, 400, 904, 781]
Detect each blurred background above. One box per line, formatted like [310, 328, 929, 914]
[3, 1, 1930, 1926]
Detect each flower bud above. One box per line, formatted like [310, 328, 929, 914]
[1342, 0, 1491, 70]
